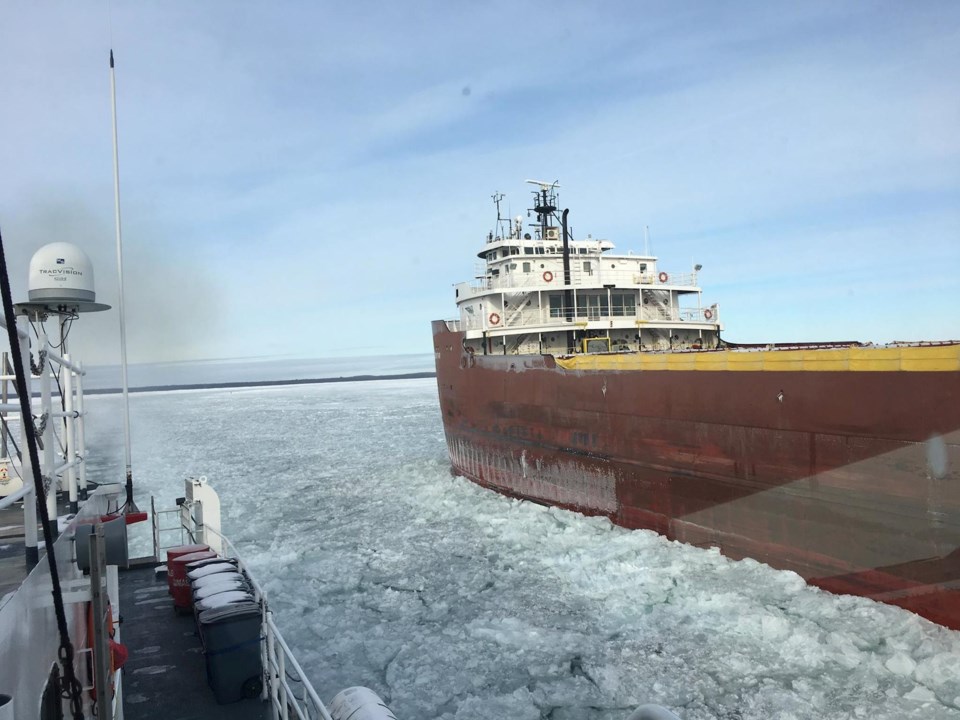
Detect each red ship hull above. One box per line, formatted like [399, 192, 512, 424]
[432, 321, 960, 629]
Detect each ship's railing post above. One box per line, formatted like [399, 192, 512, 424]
[89, 525, 111, 720]
[62, 353, 78, 514]
[278, 644, 288, 720]
[76, 361, 88, 500]
[16, 315, 38, 567]
[36, 323, 57, 533]
[192, 498, 206, 548]
[266, 615, 279, 719]
[150, 496, 158, 560]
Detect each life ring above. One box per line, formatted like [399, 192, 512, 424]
[489, 312, 501, 325]
[86, 601, 128, 701]
[543, 271, 554, 282]
[704, 309, 713, 320]
[658, 271, 669, 283]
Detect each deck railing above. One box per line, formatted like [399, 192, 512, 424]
[0, 316, 89, 568]
[465, 268, 698, 294]
[458, 304, 719, 332]
[152, 488, 333, 720]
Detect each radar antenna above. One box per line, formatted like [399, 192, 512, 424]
[526, 179, 560, 241]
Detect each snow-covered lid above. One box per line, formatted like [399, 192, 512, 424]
[191, 569, 244, 590]
[166, 544, 209, 561]
[194, 589, 254, 613]
[193, 577, 249, 601]
[184, 555, 228, 570]
[175, 551, 218, 567]
[187, 562, 238, 581]
[197, 600, 261, 625]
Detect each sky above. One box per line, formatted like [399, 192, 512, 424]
[1, 1, 959, 366]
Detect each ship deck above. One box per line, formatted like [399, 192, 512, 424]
[1, 501, 269, 719]
[119, 561, 269, 719]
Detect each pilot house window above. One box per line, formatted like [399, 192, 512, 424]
[549, 294, 565, 318]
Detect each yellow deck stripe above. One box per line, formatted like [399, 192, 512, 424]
[554, 344, 960, 372]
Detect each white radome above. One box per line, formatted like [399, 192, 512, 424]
[23, 242, 110, 312]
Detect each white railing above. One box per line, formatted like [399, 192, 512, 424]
[0, 317, 89, 564]
[152, 492, 333, 720]
[462, 305, 719, 332]
[464, 268, 699, 294]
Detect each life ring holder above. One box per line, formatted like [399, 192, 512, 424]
[489, 312, 501, 326]
[704, 308, 713, 320]
[86, 600, 128, 701]
[543, 271, 554, 283]
[658, 271, 669, 283]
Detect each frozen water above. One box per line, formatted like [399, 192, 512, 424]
[83, 378, 960, 719]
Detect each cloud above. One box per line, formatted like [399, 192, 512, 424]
[1, 1, 958, 363]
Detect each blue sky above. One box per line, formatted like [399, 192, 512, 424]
[1, 1, 958, 365]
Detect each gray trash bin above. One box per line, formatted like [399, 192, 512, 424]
[197, 600, 263, 704]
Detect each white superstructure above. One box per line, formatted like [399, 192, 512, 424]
[454, 182, 722, 356]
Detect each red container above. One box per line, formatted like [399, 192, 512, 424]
[166, 544, 210, 594]
[169, 550, 217, 607]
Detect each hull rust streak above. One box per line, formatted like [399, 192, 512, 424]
[434, 323, 960, 628]
[433, 182, 959, 630]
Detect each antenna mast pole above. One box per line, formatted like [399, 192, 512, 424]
[110, 50, 137, 512]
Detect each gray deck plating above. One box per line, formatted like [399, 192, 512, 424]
[119, 562, 269, 719]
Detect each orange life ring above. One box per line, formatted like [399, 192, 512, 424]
[704, 309, 713, 320]
[658, 271, 669, 283]
[489, 312, 501, 325]
[86, 601, 128, 701]
[543, 271, 554, 282]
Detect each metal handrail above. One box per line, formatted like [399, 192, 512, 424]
[0, 483, 30, 510]
[155, 503, 332, 720]
[265, 611, 333, 720]
[459, 305, 719, 332]
[465, 268, 699, 294]
[1, 327, 90, 532]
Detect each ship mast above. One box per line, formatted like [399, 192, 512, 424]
[526, 179, 558, 240]
[492, 192, 507, 240]
[110, 49, 139, 513]
[525, 180, 575, 347]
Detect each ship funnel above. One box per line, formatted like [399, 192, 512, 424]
[24, 242, 110, 313]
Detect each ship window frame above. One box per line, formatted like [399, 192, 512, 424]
[611, 292, 636, 317]
[576, 293, 609, 320]
[548, 294, 565, 318]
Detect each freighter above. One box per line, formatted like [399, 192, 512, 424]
[432, 180, 960, 630]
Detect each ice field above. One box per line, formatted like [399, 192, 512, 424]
[82, 378, 960, 720]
